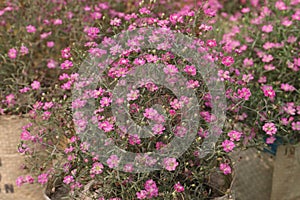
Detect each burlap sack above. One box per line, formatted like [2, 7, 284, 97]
[0, 115, 44, 200]
[270, 145, 300, 200]
[229, 148, 275, 200]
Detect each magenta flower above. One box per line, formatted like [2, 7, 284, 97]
[98, 121, 114, 132]
[152, 124, 165, 135]
[63, 175, 74, 185]
[174, 182, 185, 192]
[262, 24, 273, 33]
[136, 190, 147, 199]
[266, 136, 276, 144]
[220, 163, 232, 175]
[222, 140, 235, 152]
[174, 126, 187, 138]
[37, 173, 48, 185]
[228, 130, 242, 141]
[26, 25, 36, 33]
[16, 176, 25, 187]
[184, 65, 197, 76]
[61, 60, 73, 70]
[206, 39, 217, 47]
[163, 64, 179, 75]
[8, 48, 17, 59]
[262, 122, 277, 135]
[107, 155, 119, 168]
[292, 122, 300, 131]
[129, 134, 141, 145]
[261, 85, 276, 100]
[100, 97, 112, 107]
[127, 90, 140, 101]
[163, 157, 179, 171]
[221, 56, 234, 66]
[31, 80, 41, 90]
[90, 162, 104, 175]
[237, 87, 251, 100]
[110, 18, 122, 26]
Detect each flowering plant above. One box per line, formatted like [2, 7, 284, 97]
[0, 0, 299, 199]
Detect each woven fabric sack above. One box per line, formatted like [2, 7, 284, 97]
[0, 115, 44, 200]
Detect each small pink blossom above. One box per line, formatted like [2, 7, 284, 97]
[63, 175, 74, 185]
[222, 140, 235, 152]
[31, 80, 41, 90]
[237, 87, 251, 100]
[222, 56, 234, 66]
[107, 155, 119, 168]
[8, 48, 17, 59]
[228, 130, 242, 141]
[61, 60, 73, 70]
[37, 173, 48, 185]
[174, 182, 185, 192]
[220, 163, 231, 175]
[262, 24, 273, 33]
[163, 157, 178, 171]
[26, 25, 36, 33]
[262, 122, 277, 135]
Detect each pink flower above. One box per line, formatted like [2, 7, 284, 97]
[31, 80, 41, 90]
[143, 108, 158, 120]
[123, 163, 134, 172]
[174, 126, 187, 137]
[100, 97, 112, 107]
[107, 155, 119, 168]
[163, 157, 178, 171]
[90, 162, 104, 175]
[222, 140, 235, 152]
[110, 18, 122, 26]
[186, 80, 200, 88]
[220, 163, 231, 175]
[47, 59, 57, 69]
[144, 179, 159, 198]
[262, 54, 273, 63]
[16, 176, 25, 187]
[228, 130, 242, 141]
[266, 136, 276, 144]
[8, 48, 17, 59]
[206, 39, 217, 47]
[47, 41, 55, 48]
[184, 65, 197, 76]
[19, 87, 30, 93]
[20, 45, 29, 55]
[136, 190, 147, 199]
[98, 121, 114, 132]
[26, 25, 36, 33]
[174, 182, 184, 192]
[262, 24, 273, 33]
[61, 60, 73, 70]
[38, 173, 48, 185]
[152, 124, 165, 135]
[61, 47, 71, 59]
[262, 122, 277, 135]
[237, 87, 251, 100]
[292, 122, 300, 131]
[53, 18, 62, 25]
[275, 1, 287, 10]
[5, 94, 15, 105]
[127, 90, 140, 101]
[163, 64, 178, 75]
[222, 56, 234, 66]
[139, 7, 151, 15]
[63, 175, 74, 185]
[243, 58, 253, 67]
[261, 85, 276, 100]
[129, 134, 141, 145]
